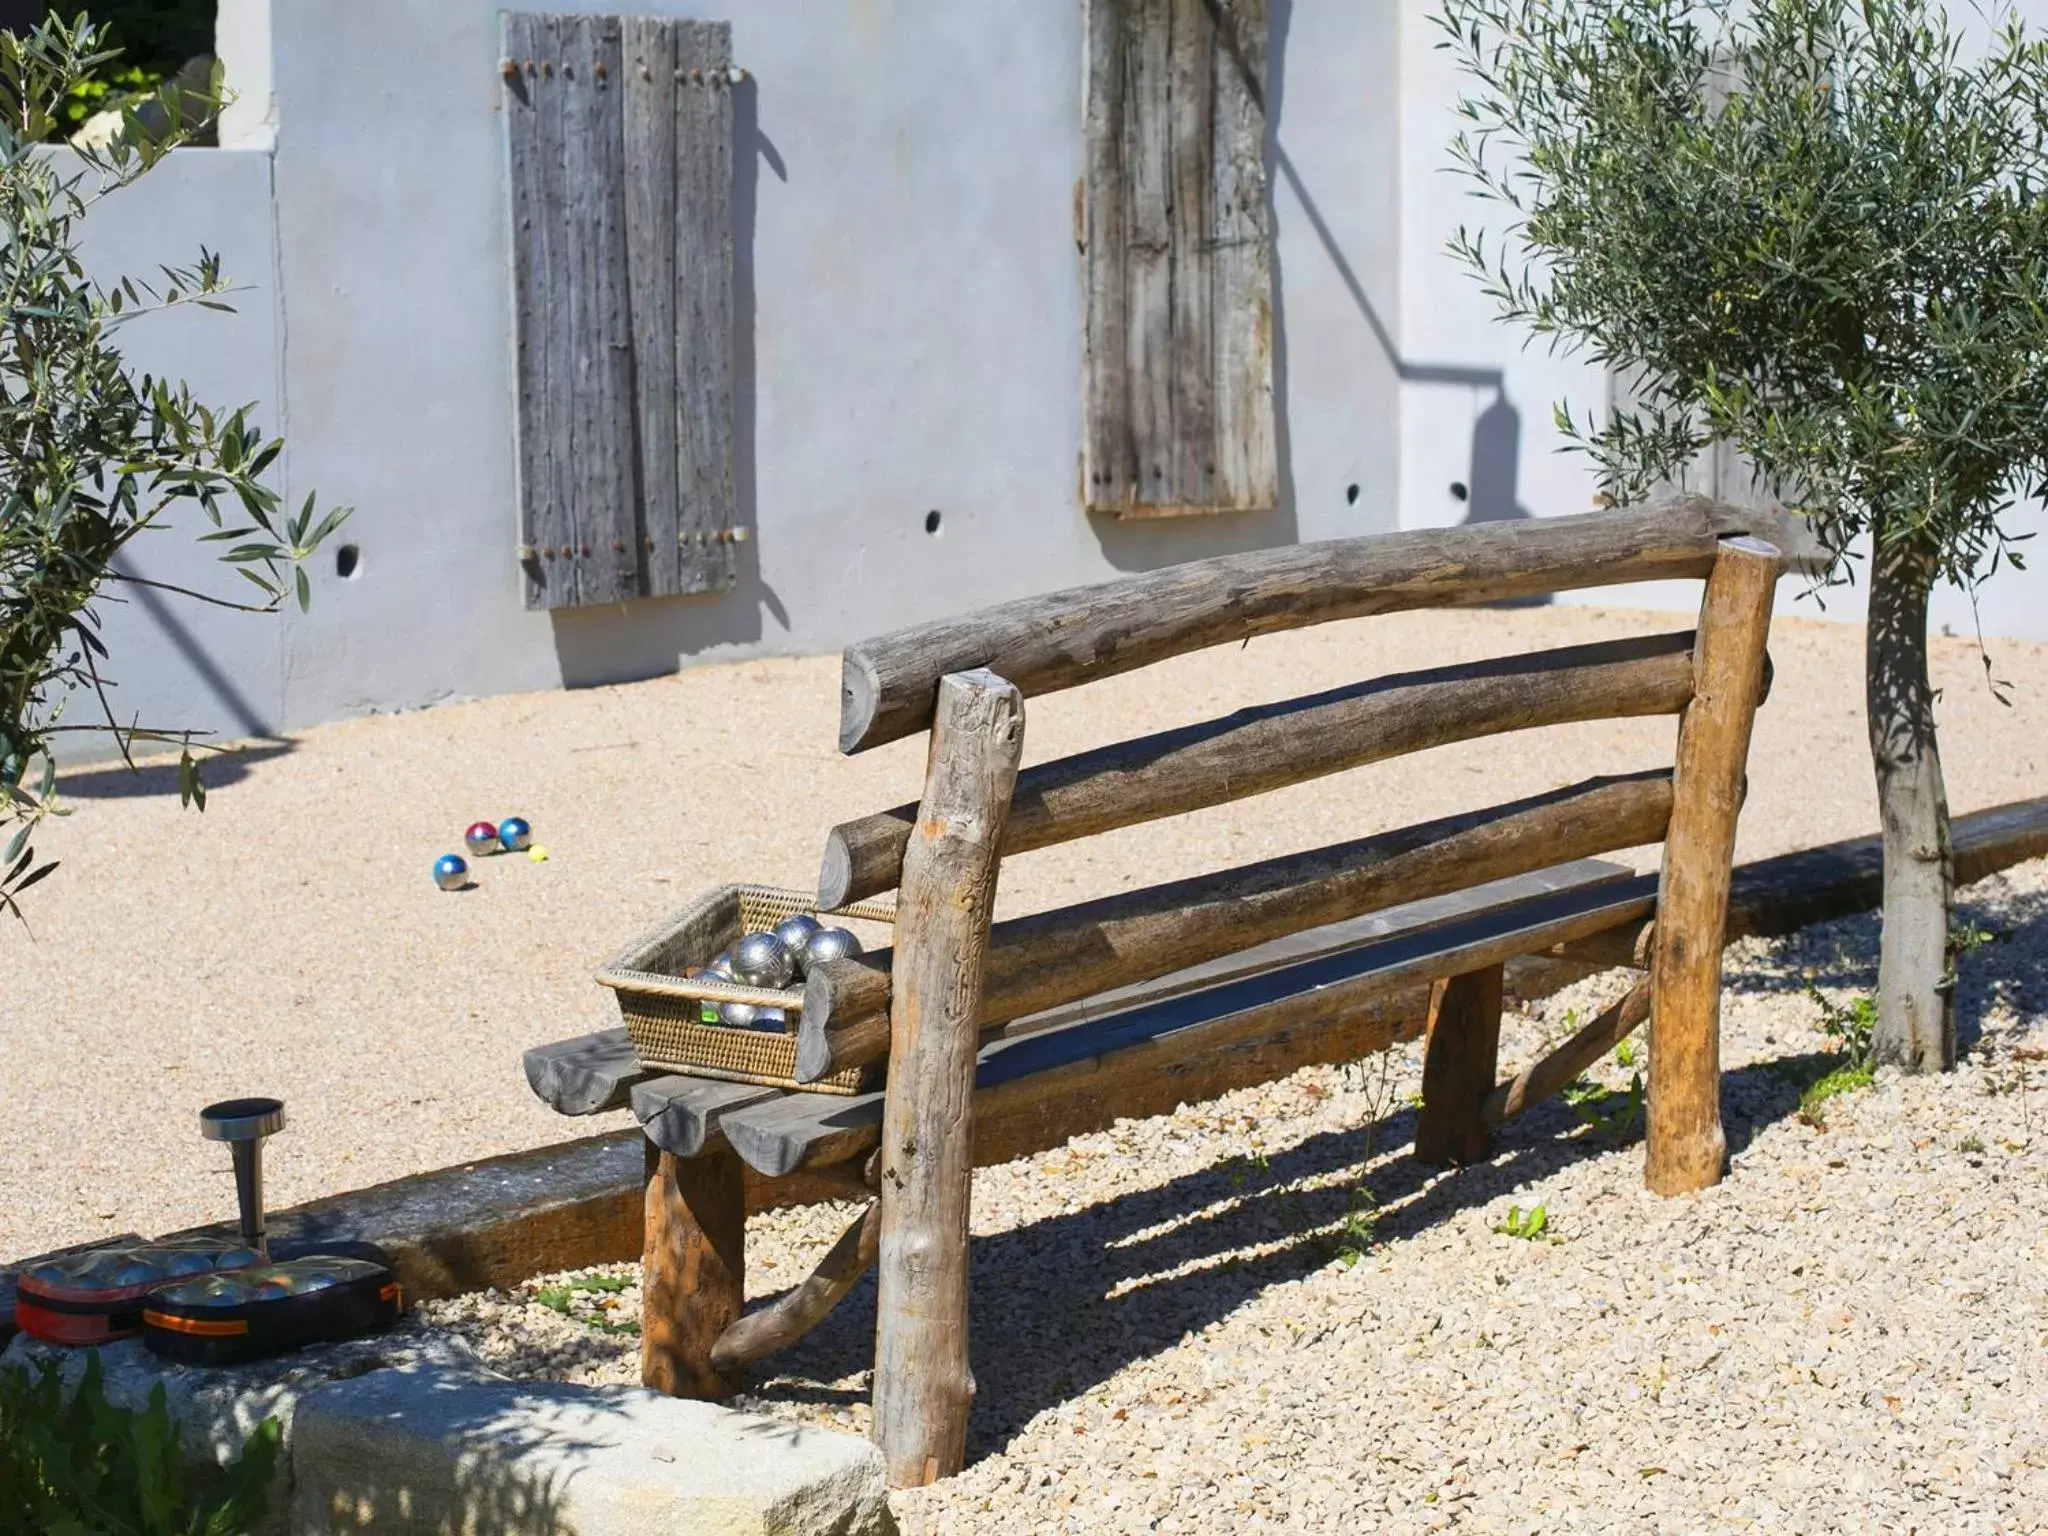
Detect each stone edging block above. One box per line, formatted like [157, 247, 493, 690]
[1, 1332, 889, 1535]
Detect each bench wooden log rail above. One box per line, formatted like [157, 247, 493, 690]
[524, 498, 1820, 1488]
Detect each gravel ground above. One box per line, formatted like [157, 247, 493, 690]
[418, 858, 2048, 1534]
[5, 603, 2047, 1265]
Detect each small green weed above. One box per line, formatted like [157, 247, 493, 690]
[1959, 1135, 1987, 1156]
[1329, 1185, 1380, 1269]
[534, 1274, 639, 1336]
[1799, 1063, 1875, 1126]
[1613, 1036, 1641, 1070]
[1951, 920, 2007, 959]
[1561, 1073, 1643, 1144]
[1805, 986, 1877, 1068]
[1226, 1150, 1272, 1190]
[1493, 1204, 1549, 1241]
[1797, 986, 1879, 1125]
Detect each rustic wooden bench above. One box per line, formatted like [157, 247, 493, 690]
[525, 497, 1819, 1487]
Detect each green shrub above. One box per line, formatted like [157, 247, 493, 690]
[0, 1351, 279, 1535]
[0, 13, 345, 917]
[35, 2, 216, 136]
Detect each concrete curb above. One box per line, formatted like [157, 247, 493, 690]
[2, 1332, 890, 1536]
[293, 1370, 889, 1535]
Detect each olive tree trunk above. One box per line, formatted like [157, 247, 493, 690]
[1865, 538, 1955, 1072]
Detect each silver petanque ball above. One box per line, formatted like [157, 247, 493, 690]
[732, 930, 794, 988]
[719, 1000, 761, 1029]
[700, 952, 738, 1024]
[753, 1006, 789, 1033]
[774, 914, 824, 972]
[804, 926, 862, 970]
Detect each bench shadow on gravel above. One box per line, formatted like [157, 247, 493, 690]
[748, 1044, 1857, 1463]
[744, 887, 2048, 1459]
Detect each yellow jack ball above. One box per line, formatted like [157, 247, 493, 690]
[528, 845, 549, 862]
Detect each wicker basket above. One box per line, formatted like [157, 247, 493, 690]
[597, 884, 894, 1095]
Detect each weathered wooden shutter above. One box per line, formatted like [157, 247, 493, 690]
[1081, 0, 1275, 519]
[502, 13, 737, 609]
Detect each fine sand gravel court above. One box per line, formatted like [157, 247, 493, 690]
[1, 603, 2043, 1249]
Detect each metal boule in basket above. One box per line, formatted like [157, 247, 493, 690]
[774, 913, 823, 971]
[732, 930, 794, 988]
[596, 882, 894, 1096]
[699, 951, 738, 1024]
[805, 926, 863, 969]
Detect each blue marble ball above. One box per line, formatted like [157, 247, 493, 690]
[497, 817, 533, 853]
[433, 853, 469, 892]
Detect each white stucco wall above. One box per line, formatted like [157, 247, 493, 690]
[1395, 0, 2048, 639]
[69, 0, 1403, 759]
[69, 0, 2048, 763]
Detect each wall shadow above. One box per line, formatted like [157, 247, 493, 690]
[1277, 129, 1540, 561]
[1465, 392, 1529, 525]
[1089, 1, 1549, 576]
[118, 570, 279, 739]
[548, 75, 790, 690]
[742, 1043, 1844, 1465]
[52, 568, 293, 791]
[1461, 391, 1547, 605]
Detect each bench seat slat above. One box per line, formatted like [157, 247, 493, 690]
[524, 1028, 659, 1116]
[1006, 856, 1632, 1037]
[631, 1076, 783, 1158]
[720, 872, 1657, 1177]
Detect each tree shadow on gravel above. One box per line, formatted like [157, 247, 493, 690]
[1716, 881, 2048, 1060]
[744, 1046, 1846, 1464]
[57, 740, 293, 800]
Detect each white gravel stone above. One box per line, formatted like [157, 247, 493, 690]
[416, 857, 2048, 1533]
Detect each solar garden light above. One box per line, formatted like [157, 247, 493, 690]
[200, 1098, 286, 1259]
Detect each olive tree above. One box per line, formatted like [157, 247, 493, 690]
[1439, 0, 2048, 1071]
[0, 14, 344, 918]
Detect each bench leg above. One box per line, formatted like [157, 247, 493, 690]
[1414, 963, 1504, 1165]
[641, 1142, 745, 1398]
[875, 670, 1024, 1487]
[1646, 536, 1776, 1196]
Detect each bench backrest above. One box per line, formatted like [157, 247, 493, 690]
[798, 497, 1809, 1082]
[814, 496, 1812, 1486]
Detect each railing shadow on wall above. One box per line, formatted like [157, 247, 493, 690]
[1093, 0, 1536, 577]
[548, 75, 791, 690]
